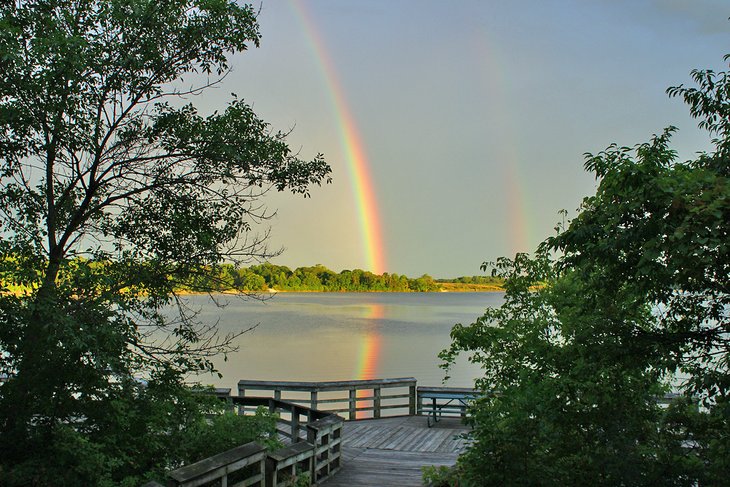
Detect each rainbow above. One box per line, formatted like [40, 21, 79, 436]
[472, 31, 534, 254]
[287, 0, 387, 387]
[288, 0, 387, 274]
[504, 163, 530, 254]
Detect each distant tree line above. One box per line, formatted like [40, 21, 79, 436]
[176, 262, 504, 293]
[1, 258, 505, 295]
[436, 275, 505, 286]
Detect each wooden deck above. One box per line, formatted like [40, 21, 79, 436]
[323, 415, 470, 486]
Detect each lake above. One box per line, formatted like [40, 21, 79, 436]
[182, 292, 504, 391]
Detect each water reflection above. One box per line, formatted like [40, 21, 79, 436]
[355, 308, 384, 418]
[355, 326, 382, 380]
[361, 302, 386, 320]
[171, 292, 501, 392]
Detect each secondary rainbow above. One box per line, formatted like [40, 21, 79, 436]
[288, 0, 387, 274]
[473, 31, 534, 254]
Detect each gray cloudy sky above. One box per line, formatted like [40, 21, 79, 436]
[201, 0, 729, 278]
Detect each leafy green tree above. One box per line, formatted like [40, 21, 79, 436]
[311, 264, 337, 289]
[411, 273, 438, 292]
[350, 268, 364, 289]
[442, 54, 729, 485]
[294, 266, 324, 290]
[0, 0, 330, 484]
[443, 253, 670, 486]
[235, 268, 267, 292]
[178, 406, 281, 465]
[249, 262, 292, 289]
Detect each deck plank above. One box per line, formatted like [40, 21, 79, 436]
[322, 416, 469, 486]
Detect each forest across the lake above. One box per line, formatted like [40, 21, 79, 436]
[180, 262, 505, 293]
[1, 258, 504, 295]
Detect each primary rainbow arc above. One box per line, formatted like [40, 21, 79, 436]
[289, 0, 386, 275]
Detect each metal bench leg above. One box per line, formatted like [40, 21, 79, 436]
[427, 398, 437, 427]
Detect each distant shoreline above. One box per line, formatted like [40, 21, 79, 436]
[2, 286, 506, 298]
[260, 286, 505, 294]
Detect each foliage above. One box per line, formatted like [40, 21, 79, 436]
[192, 262, 447, 292]
[1, 258, 483, 293]
[0, 378, 279, 487]
[441, 54, 729, 485]
[280, 469, 311, 487]
[442, 254, 670, 486]
[0, 0, 330, 485]
[437, 275, 505, 286]
[178, 406, 281, 465]
[551, 124, 728, 401]
[422, 464, 466, 487]
[198, 264, 505, 292]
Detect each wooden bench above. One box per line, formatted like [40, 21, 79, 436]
[417, 386, 477, 427]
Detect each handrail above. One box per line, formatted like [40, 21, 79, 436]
[165, 394, 344, 487]
[167, 441, 266, 487]
[230, 396, 332, 442]
[238, 377, 418, 420]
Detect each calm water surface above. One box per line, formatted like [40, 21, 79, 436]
[182, 292, 504, 390]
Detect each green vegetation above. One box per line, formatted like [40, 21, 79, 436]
[440, 54, 729, 485]
[179, 405, 281, 465]
[422, 464, 463, 487]
[1, 258, 503, 294]
[436, 275, 505, 292]
[0, 1, 330, 485]
[174, 262, 504, 293]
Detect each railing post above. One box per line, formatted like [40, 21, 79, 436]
[274, 389, 282, 401]
[409, 383, 417, 416]
[291, 405, 300, 442]
[373, 387, 381, 419]
[311, 390, 318, 410]
[237, 387, 245, 416]
[349, 388, 357, 420]
[307, 417, 343, 483]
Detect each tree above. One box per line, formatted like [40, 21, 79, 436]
[249, 262, 292, 289]
[234, 268, 266, 292]
[0, 1, 331, 484]
[442, 253, 671, 486]
[442, 54, 729, 485]
[411, 273, 438, 292]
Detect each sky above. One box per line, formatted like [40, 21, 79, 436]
[200, 0, 729, 279]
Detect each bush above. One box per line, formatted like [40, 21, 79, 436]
[179, 407, 281, 464]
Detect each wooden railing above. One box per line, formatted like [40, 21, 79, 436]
[161, 395, 344, 487]
[165, 441, 266, 487]
[146, 379, 694, 487]
[238, 377, 418, 420]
